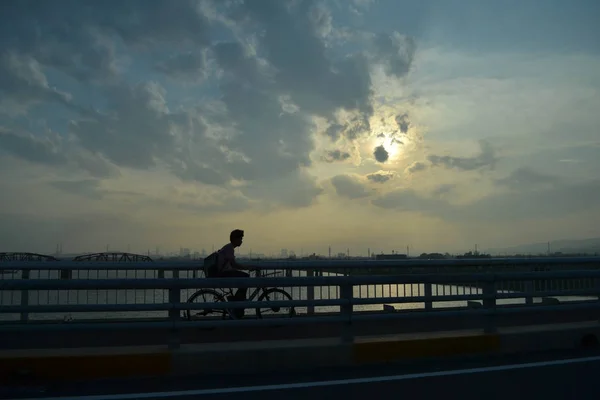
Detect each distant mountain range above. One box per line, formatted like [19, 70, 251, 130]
[486, 238, 600, 255]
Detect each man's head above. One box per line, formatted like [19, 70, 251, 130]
[230, 229, 244, 247]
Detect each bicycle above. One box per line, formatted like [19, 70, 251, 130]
[183, 269, 296, 320]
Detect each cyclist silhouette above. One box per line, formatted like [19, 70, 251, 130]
[213, 229, 254, 318]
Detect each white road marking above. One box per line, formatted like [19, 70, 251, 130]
[22, 355, 600, 400]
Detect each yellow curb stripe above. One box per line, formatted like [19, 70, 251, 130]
[353, 334, 501, 363]
[0, 352, 171, 382]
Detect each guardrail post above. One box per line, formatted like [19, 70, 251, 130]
[340, 280, 354, 343]
[60, 269, 72, 280]
[20, 287, 29, 322]
[168, 269, 181, 350]
[306, 268, 315, 315]
[482, 279, 496, 334]
[20, 267, 30, 321]
[424, 283, 433, 310]
[524, 280, 533, 305]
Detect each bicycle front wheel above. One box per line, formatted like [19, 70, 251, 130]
[255, 288, 296, 319]
[184, 289, 228, 321]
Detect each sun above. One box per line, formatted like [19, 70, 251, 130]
[371, 135, 404, 161]
[384, 138, 403, 159]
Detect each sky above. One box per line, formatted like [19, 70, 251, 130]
[1, 0, 599, 256]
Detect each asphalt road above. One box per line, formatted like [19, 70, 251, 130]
[4, 348, 600, 400]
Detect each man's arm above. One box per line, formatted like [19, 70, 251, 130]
[232, 259, 255, 271]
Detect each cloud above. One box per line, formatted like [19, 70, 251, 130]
[405, 161, 427, 174]
[230, 1, 375, 126]
[373, 145, 389, 163]
[0, 0, 417, 214]
[0, 128, 67, 166]
[370, 32, 416, 79]
[331, 174, 370, 199]
[428, 140, 497, 171]
[155, 51, 207, 83]
[395, 113, 410, 134]
[323, 149, 351, 163]
[373, 173, 600, 223]
[495, 167, 561, 190]
[50, 179, 105, 200]
[0, 53, 72, 114]
[367, 171, 394, 183]
[0, 128, 118, 178]
[240, 169, 324, 210]
[432, 184, 456, 197]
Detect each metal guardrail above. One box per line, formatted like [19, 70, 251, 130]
[2, 265, 600, 347]
[2, 258, 600, 318]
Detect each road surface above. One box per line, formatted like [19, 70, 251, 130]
[4, 348, 600, 400]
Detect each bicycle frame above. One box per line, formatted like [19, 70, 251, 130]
[217, 269, 281, 301]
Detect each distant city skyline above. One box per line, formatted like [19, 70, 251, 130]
[1, 1, 600, 254]
[11, 235, 600, 260]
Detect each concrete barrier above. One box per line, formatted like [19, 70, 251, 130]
[2, 321, 600, 383]
[352, 330, 501, 364]
[0, 345, 171, 383]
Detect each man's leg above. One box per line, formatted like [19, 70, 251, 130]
[219, 269, 249, 318]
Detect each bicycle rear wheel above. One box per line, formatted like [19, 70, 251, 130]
[255, 288, 296, 319]
[184, 289, 228, 320]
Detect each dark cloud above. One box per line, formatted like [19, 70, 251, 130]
[331, 175, 370, 199]
[395, 113, 410, 134]
[371, 32, 416, 78]
[0, 53, 72, 112]
[0, 128, 117, 178]
[0, 128, 67, 166]
[373, 145, 389, 163]
[233, 0, 375, 124]
[428, 140, 497, 171]
[209, 40, 315, 186]
[367, 172, 394, 183]
[155, 51, 207, 82]
[325, 124, 345, 141]
[0, 0, 211, 84]
[323, 150, 351, 163]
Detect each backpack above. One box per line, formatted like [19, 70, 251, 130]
[203, 252, 220, 278]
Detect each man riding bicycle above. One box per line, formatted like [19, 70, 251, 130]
[209, 229, 255, 318]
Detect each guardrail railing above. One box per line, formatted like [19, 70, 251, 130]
[2, 257, 600, 320]
[2, 266, 600, 347]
